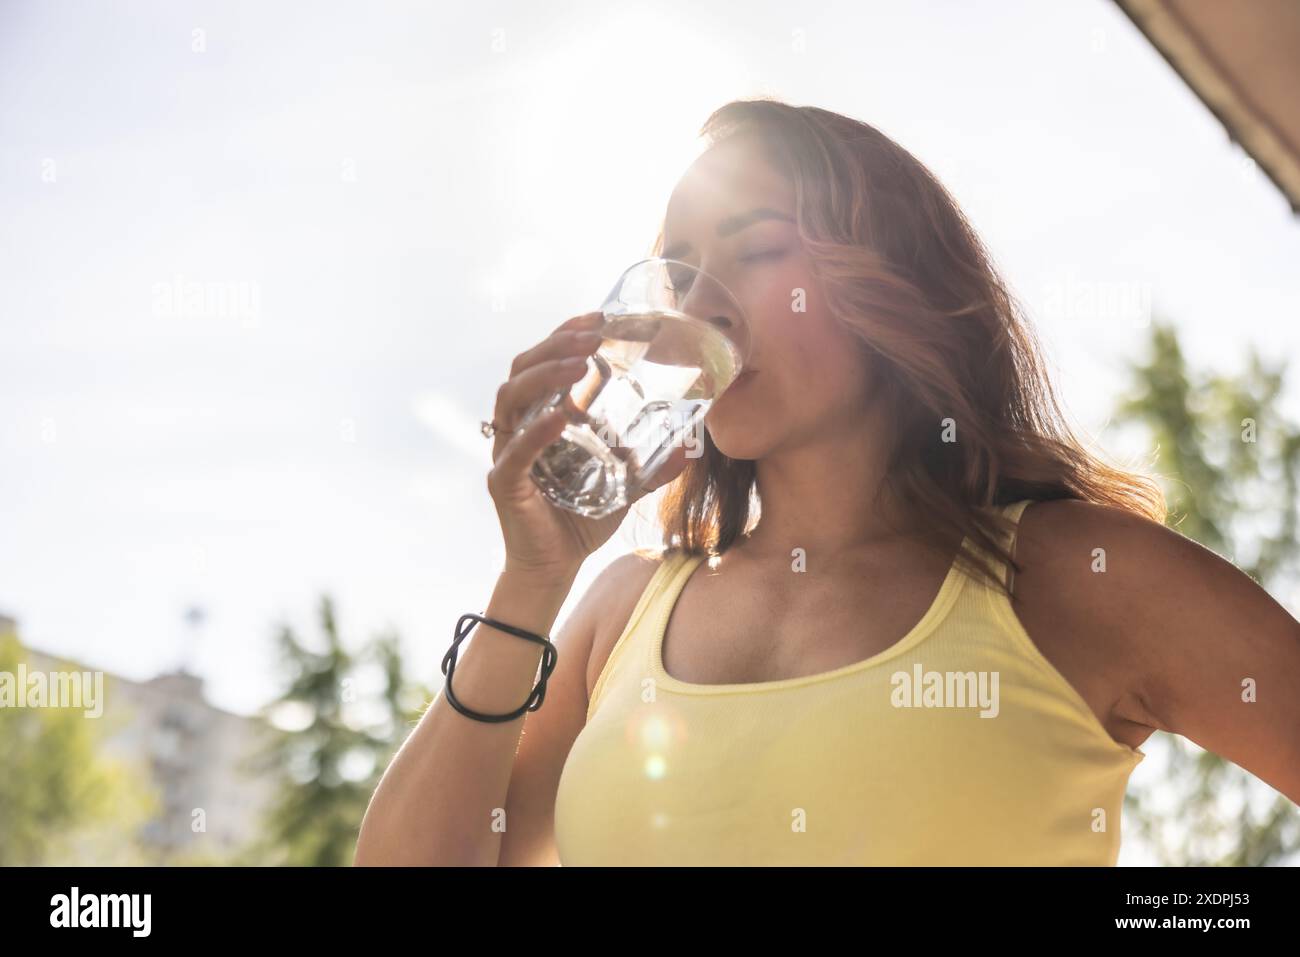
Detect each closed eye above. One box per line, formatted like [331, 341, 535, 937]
[741, 248, 788, 262]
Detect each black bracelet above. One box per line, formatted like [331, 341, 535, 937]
[439, 613, 559, 723]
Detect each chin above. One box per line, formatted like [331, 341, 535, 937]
[703, 372, 771, 459]
[703, 412, 770, 461]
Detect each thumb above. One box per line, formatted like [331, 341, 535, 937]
[629, 443, 690, 505]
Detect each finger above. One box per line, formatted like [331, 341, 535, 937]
[552, 310, 606, 337]
[508, 324, 604, 379]
[629, 444, 690, 505]
[491, 356, 590, 460]
[495, 355, 590, 429]
[493, 311, 603, 460]
[520, 310, 604, 370]
[488, 405, 570, 502]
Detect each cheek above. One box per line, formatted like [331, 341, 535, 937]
[715, 302, 866, 431]
[753, 268, 861, 384]
[709, 258, 869, 444]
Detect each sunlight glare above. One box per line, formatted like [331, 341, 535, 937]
[490, 8, 749, 302]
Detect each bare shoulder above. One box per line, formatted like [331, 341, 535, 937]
[1010, 499, 1174, 730]
[1014, 497, 1199, 630]
[579, 549, 670, 704]
[1016, 499, 1300, 800]
[1012, 497, 1260, 723]
[1015, 497, 1228, 605]
[1017, 497, 1164, 553]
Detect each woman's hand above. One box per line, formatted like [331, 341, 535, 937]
[486, 311, 689, 583]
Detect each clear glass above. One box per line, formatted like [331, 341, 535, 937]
[518, 257, 751, 518]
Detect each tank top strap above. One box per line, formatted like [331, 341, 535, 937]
[999, 498, 1034, 594]
[964, 498, 1035, 597]
[585, 548, 696, 722]
[625, 550, 689, 633]
[1001, 498, 1034, 525]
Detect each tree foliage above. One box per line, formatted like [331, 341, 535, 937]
[1111, 320, 1300, 865]
[247, 596, 432, 866]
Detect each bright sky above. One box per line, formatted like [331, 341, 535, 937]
[2, 0, 1298, 864]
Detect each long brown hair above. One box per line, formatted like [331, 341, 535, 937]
[651, 98, 1166, 596]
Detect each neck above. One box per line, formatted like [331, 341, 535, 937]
[740, 413, 918, 559]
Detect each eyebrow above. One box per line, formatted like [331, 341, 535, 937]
[661, 207, 795, 259]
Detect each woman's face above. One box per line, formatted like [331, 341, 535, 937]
[660, 136, 873, 462]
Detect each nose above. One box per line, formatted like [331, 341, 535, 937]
[679, 294, 749, 371]
[674, 268, 744, 339]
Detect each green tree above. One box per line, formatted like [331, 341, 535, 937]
[1111, 319, 1300, 865]
[0, 628, 157, 865]
[246, 595, 432, 866]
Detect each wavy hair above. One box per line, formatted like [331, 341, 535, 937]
[649, 98, 1166, 596]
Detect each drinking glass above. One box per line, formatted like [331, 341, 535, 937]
[518, 257, 751, 518]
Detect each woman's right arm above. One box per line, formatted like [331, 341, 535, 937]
[353, 561, 586, 867]
[355, 310, 687, 866]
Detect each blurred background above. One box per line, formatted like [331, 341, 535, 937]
[1, 0, 1298, 865]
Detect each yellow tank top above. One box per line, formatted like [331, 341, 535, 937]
[554, 499, 1146, 866]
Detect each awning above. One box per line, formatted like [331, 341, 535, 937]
[1115, 0, 1300, 214]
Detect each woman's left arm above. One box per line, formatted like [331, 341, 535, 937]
[1104, 508, 1300, 803]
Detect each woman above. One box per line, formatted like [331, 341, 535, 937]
[356, 99, 1300, 866]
